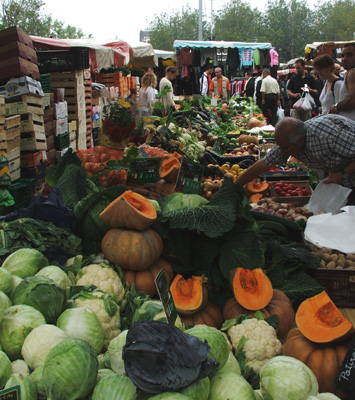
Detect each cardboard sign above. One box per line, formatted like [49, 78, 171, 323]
[335, 333, 355, 398]
[155, 269, 177, 325]
[0, 385, 21, 400]
[175, 157, 204, 194]
[129, 157, 161, 184]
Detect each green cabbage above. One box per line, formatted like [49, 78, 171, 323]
[148, 394, 192, 400]
[11, 359, 29, 376]
[254, 389, 264, 400]
[4, 373, 37, 400]
[36, 265, 72, 290]
[210, 351, 241, 377]
[30, 366, 47, 400]
[0, 290, 11, 323]
[0, 304, 46, 360]
[0, 267, 13, 294]
[180, 376, 210, 400]
[57, 307, 104, 354]
[2, 248, 48, 278]
[96, 369, 115, 385]
[8, 275, 22, 301]
[92, 374, 136, 400]
[42, 339, 98, 400]
[0, 350, 12, 389]
[260, 355, 319, 400]
[161, 193, 208, 213]
[316, 394, 342, 400]
[108, 330, 128, 375]
[208, 371, 255, 400]
[21, 324, 68, 370]
[13, 276, 65, 323]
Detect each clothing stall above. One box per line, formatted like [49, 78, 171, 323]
[172, 40, 272, 95]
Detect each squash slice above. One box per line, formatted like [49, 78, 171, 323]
[296, 291, 353, 343]
[159, 157, 181, 183]
[232, 267, 273, 311]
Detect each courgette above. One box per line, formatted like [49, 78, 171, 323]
[250, 210, 302, 232]
[258, 220, 289, 239]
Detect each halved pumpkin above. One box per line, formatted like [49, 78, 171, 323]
[245, 179, 269, 197]
[99, 190, 157, 230]
[159, 157, 181, 183]
[170, 274, 208, 316]
[232, 267, 273, 311]
[295, 290, 353, 344]
[250, 193, 263, 204]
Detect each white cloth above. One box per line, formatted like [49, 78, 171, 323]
[137, 86, 156, 112]
[199, 72, 209, 95]
[338, 73, 355, 121]
[159, 77, 175, 109]
[319, 80, 342, 115]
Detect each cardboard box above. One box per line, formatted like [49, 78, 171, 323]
[0, 58, 40, 85]
[54, 102, 68, 119]
[45, 121, 54, 137]
[44, 108, 53, 123]
[53, 88, 65, 103]
[47, 148, 56, 165]
[21, 150, 47, 168]
[0, 42, 38, 64]
[0, 26, 33, 48]
[54, 117, 68, 136]
[272, 180, 313, 206]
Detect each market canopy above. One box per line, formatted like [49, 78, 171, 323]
[154, 49, 176, 60]
[123, 41, 158, 69]
[173, 40, 272, 50]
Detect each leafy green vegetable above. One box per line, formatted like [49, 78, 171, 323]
[45, 148, 81, 187]
[161, 193, 208, 213]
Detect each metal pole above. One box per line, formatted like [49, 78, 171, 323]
[198, 0, 203, 40]
[210, 0, 213, 40]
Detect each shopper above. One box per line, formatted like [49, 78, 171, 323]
[199, 65, 214, 95]
[243, 71, 255, 98]
[329, 43, 355, 121]
[159, 66, 178, 115]
[260, 68, 281, 126]
[279, 75, 290, 116]
[235, 115, 355, 203]
[136, 72, 157, 116]
[208, 67, 231, 101]
[312, 55, 343, 115]
[254, 70, 263, 109]
[310, 70, 323, 115]
[287, 58, 318, 121]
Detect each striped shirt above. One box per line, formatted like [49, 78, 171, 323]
[264, 114, 355, 188]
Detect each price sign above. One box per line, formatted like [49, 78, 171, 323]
[335, 334, 355, 398]
[129, 157, 161, 184]
[212, 140, 223, 155]
[0, 385, 21, 400]
[175, 157, 204, 194]
[155, 269, 177, 325]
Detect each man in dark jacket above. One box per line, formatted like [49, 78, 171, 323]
[243, 71, 255, 98]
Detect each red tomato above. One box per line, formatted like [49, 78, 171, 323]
[291, 190, 298, 196]
[280, 191, 287, 196]
[286, 193, 291, 196]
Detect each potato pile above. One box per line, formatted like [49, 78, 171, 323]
[311, 246, 355, 269]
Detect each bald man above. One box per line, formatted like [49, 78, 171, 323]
[236, 115, 355, 192]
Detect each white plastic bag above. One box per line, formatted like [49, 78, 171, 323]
[305, 92, 316, 108]
[293, 95, 312, 111]
[277, 106, 284, 121]
[304, 181, 352, 214]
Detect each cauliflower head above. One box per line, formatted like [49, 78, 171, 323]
[227, 318, 282, 373]
[76, 264, 125, 302]
[75, 291, 121, 349]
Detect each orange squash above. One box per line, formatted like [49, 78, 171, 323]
[170, 275, 208, 316]
[245, 179, 269, 197]
[250, 194, 263, 204]
[159, 157, 181, 183]
[123, 258, 174, 298]
[283, 327, 350, 398]
[101, 228, 163, 271]
[223, 289, 295, 341]
[295, 291, 353, 344]
[231, 268, 273, 311]
[99, 190, 157, 231]
[180, 302, 224, 329]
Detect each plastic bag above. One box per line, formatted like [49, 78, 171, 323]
[293, 95, 312, 111]
[305, 92, 316, 108]
[304, 181, 352, 214]
[277, 106, 284, 121]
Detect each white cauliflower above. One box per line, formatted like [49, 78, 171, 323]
[227, 318, 282, 373]
[75, 291, 121, 349]
[76, 264, 125, 302]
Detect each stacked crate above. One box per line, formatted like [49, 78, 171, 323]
[51, 71, 86, 149]
[84, 70, 93, 148]
[43, 93, 55, 166]
[4, 114, 21, 182]
[68, 120, 77, 151]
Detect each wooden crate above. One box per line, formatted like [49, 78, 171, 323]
[7, 136, 20, 152]
[0, 132, 6, 149]
[6, 126, 21, 140]
[7, 147, 20, 162]
[21, 131, 47, 151]
[5, 115, 21, 129]
[6, 95, 43, 116]
[21, 113, 45, 133]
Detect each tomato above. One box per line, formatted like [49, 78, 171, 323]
[100, 153, 110, 162]
[280, 191, 286, 196]
[286, 193, 291, 197]
[291, 190, 298, 196]
[303, 189, 310, 196]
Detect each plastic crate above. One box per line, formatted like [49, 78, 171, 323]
[314, 268, 355, 308]
[8, 178, 35, 209]
[37, 47, 89, 73]
[54, 132, 69, 150]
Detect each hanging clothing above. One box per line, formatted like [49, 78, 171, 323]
[180, 48, 193, 66]
[253, 48, 261, 68]
[260, 49, 271, 67]
[269, 48, 279, 67]
[239, 49, 254, 68]
[227, 48, 240, 69]
[200, 48, 218, 66]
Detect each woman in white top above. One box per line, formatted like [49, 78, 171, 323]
[159, 66, 178, 115]
[313, 54, 343, 115]
[137, 72, 157, 116]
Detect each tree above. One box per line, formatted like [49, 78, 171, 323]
[147, 6, 210, 51]
[313, 0, 355, 41]
[213, 0, 264, 42]
[262, 0, 316, 62]
[0, 0, 85, 38]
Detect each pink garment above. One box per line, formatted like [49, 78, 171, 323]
[181, 65, 189, 78]
[270, 48, 279, 67]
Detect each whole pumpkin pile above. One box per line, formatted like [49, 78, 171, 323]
[100, 190, 174, 297]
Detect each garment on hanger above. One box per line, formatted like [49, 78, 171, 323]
[253, 48, 261, 68]
[227, 48, 240, 69]
[180, 48, 193, 66]
[201, 48, 218, 66]
[240, 49, 254, 68]
[260, 49, 271, 67]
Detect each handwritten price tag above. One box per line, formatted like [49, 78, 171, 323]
[335, 333, 355, 398]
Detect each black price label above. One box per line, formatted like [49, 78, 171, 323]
[175, 157, 204, 194]
[155, 269, 177, 325]
[0, 385, 21, 400]
[212, 140, 223, 155]
[129, 157, 161, 184]
[335, 333, 355, 398]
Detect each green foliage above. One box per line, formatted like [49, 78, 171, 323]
[56, 164, 88, 209]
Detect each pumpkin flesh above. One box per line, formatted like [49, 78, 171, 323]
[170, 275, 208, 316]
[296, 291, 353, 344]
[99, 190, 157, 230]
[232, 268, 273, 311]
[159, 157, 181, 183]
[245, 180, 269, 197]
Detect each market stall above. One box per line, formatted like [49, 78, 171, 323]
[305, 40, 355, 62]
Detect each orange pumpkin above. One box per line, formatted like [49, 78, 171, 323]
[99, 190, 157, 231]
[122, 258, 174, 298]
[170, 275, 208, 316]
[283, 327, 350, 398]
[231, 268, 273, 311]
[295, 291, 353, 344]
[250, 194, 263, 204]
[223, 289, 295, 341]
[159, 157, 181, 183]
[101, 228, 163, 271]
[245, 179, 269, 197]
[180, 302, 224, 329]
